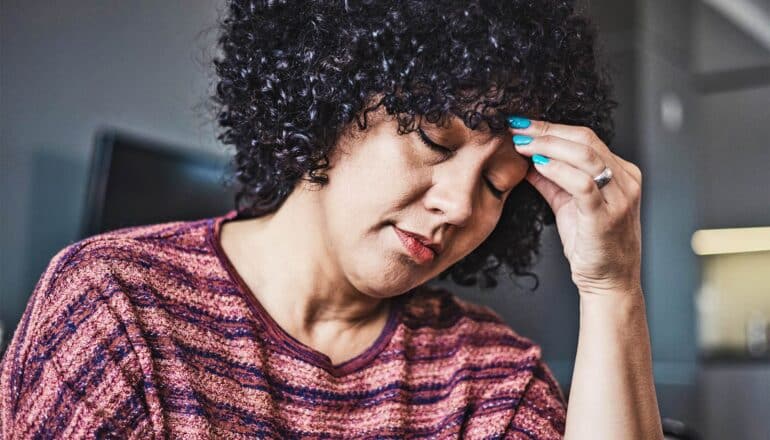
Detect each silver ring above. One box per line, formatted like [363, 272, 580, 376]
[593, 166, 613, 189]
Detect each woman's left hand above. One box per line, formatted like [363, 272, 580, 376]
[508, 117, 643, 297]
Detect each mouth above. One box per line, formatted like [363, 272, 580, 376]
[393, 226, 438, 265]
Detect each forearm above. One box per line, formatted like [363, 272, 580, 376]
[563, 289, 663, 440]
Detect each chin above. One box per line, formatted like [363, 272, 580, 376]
[354, 275, 414, 298]
[349, 265, 424, 299]
[344, 236, 435, 296]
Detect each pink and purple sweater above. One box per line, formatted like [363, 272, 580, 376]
[0, 209, 566, 439]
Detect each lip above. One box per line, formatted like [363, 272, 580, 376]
[393, 226, 438, 264]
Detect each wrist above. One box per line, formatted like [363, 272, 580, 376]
[577, 278, 643, 299]
[579, 286, 647, 323]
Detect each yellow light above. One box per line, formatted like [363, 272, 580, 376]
[691, 227, 770, 255]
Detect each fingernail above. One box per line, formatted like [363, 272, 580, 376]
[532, 154, 550, 165]
[507, 116, 531, 129]
[512, 134, 533, 146]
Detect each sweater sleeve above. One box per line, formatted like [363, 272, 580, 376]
[505, 360, 567, 439]
[0, 241, 156, 439]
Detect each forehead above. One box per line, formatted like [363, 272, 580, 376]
[422, 115, 526, 172]
[424, 114, 506, 146]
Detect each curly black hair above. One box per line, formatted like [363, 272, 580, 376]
[211, 0, 615, 290]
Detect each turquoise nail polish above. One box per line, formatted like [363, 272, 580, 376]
[507, 116, 531, 129]
[532, 154, 550, 165]
[512, 134, 533, 145]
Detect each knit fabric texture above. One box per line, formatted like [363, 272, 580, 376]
[0, 210, 566, 439]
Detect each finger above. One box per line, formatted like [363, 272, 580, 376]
[525, 166, 572, 213]
[509, 117, 634, 195]
[510, 118, 606, 153]
[510, 118, 625, 180]
[529, 154, 607, 215]
[512, 134, 627, 203]
[513, 134, 602, 177]
[613, 154, 642, 186]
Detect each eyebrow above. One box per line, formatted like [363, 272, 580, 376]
[423, 124, 498, 148]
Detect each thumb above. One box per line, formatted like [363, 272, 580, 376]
[525, 166, 566, 211]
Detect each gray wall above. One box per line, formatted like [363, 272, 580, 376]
[636, 0, 701, 425]
[690, 2, 770, 440]
[1, 0, 226, 339]
[692, 3, 770, 229]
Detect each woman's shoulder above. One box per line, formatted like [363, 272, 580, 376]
[36, 215, 218, 296]
[402, 284, 540, 348]
[0, 229, 174, 437]
[399, 284, 551, 375]
[73, 214, 215, 257]
[6, 215, 220, 361]
[400, 284, 567, 433]
[0, 215, 226, 436]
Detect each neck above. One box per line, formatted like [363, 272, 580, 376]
[221, 187, 389, 346]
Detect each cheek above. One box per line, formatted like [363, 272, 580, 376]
[347, 141, 424, 210]
[471, 208, 503, 244]
[323, 144, 412, 229]
[444, 208, 502, 264]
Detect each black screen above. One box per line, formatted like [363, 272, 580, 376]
[80, 128, 237, 238]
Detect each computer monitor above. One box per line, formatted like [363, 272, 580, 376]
[79, 127, 237, 239]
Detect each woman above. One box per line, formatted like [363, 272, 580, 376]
[0, 0, 663, 438]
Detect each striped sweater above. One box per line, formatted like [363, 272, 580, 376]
[0, 209, 566, 439]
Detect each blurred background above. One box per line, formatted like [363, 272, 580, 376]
[1, 0, 768, 438]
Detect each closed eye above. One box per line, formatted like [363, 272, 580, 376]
[417, 128, 453, 157]
[416, 128, 506, 199]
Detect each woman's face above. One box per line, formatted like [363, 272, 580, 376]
[310, 106, 530, 298]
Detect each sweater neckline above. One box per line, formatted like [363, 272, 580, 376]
[206, 209, 404, 378]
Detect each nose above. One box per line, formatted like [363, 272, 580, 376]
[423, 167, 476, 228]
